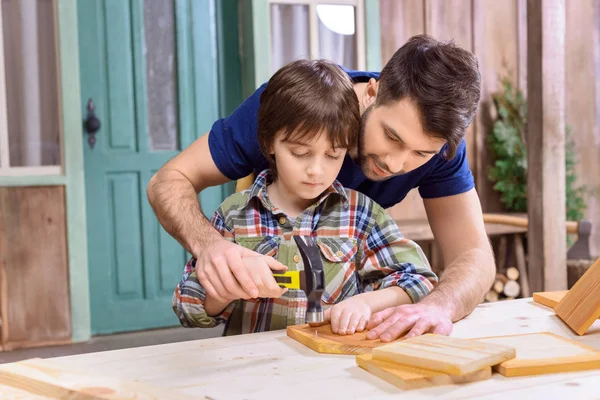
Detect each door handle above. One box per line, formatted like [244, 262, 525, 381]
[84, 98, 101, 149]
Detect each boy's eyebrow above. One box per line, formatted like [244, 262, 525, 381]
[284, 139, 310, 146]
[381, 122, 438, 154]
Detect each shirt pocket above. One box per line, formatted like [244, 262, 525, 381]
[235, 236, 280, 259]
[316, 237, 359, 304]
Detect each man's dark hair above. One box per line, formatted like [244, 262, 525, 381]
[258, 59, 360, 179]
[377, 34, 481, 159]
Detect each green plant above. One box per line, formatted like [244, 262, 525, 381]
[487, 76, 587, 221]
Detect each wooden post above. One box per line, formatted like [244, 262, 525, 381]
[526, 0, 567, 292]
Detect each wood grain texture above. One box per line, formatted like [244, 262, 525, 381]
[472, 0, 520, 213]
[356, 353, 492, 390]
[0, 358, 185, 399]
[532, 290, 568, 308]
[555, 257, 600, 335]
[31, 299, 600, 399]
[526, 0, 567, 292]
[286, 324, 401, 355]
[565, 0, 600, 259]
[371, 334, 516, 376]
[476, 332, 600, 377]
[0, 186, 71, 349]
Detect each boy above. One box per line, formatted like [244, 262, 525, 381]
[172, 59, 438, 336]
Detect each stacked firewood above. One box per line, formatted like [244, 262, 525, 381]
[485, 267, 521, 302]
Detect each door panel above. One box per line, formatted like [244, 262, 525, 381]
[78, 0, 224, 334]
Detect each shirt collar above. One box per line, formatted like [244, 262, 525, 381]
[238, 169, 349, 211]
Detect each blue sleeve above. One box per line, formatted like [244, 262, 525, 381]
[418, 139, 475, 199]
[208, 84, 268, 181]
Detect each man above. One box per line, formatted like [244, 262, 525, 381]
[147, 34, 495, 342]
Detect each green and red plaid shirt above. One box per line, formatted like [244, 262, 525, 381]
[172, 170, 437, 335]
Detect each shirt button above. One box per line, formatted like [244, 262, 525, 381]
[336, 251, 344, 257]
[278, 216, 286, 225]
[293, 254, 301, 263]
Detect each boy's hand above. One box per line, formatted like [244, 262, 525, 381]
[324, 296, 372, 335]
[242, 256, 289, 299]
[195, 238, 288, 303]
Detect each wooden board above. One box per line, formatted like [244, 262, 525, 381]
[286, 324, 399, 355]
[533, 290, 568, 308]
[356, 354, 491, 390]
[0, 186, 71, 349]
[526, 0, 568, 293]
[555, 257, 600, 335]
[475, 332, 600, 377]
[371, 334, 515, 376]
[0, 358, 185, 399]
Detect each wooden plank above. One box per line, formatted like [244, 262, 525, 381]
[555, 257, 600, 335]
[0, 186, 71, 348]
[286, 323, 398, 355]
[476, 332, 600, 377]
[471, 0, 519, 213]
[426, 0, 476, 178]
[527, 0, 567, 292]
[565, 0, 600, 259]
[371, 334, 516, 376]
[356, 353, 492, 390]
[0, 358, 185, 399]
[533, 290, 568, 308]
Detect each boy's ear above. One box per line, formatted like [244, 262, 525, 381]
[360, 78, 378, 109]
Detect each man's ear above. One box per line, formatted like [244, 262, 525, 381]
[360, 78, 378, 109]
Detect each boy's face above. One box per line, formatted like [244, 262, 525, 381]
[357, 97, 447, 181]
[271, 131, 346, 201]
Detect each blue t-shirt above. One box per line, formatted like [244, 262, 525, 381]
[208, 68, 474, 209]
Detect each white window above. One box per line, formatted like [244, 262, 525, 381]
[268, 0, 366, 74]
[0, 0, 62, 177]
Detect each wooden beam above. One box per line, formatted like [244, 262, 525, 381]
[526, 0, 567, 292]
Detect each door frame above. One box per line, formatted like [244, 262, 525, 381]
[0, 0, 90, 342]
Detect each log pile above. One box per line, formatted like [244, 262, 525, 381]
[485, 267, 522, 302]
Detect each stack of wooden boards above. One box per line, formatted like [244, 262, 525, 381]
[287, 257, 600, 390]
[286, 323, 600, 390]
[354, 332, 600, 390]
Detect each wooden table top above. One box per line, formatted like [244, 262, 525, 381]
[398, 215, 528, 242]
[7, 298, 597, 399]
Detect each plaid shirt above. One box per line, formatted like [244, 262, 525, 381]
[172, 170, 437, 335]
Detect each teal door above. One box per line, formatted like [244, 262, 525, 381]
[77, 0, 230, 334]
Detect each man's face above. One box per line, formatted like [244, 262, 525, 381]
[357, 99, 446, 181]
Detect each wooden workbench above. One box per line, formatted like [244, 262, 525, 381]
[3, 298, 599, 399]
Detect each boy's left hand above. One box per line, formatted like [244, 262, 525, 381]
[324, 297, 371, 335]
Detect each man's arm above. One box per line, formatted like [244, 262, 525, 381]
[365, 188, 495, 341]
[147, 134, 228, 256]
[420, 188, 495, 320]
[147, 133, 286, 302]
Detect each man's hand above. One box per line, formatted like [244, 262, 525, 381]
[324, 297, 372, 335]
[195, 238, 288, 303]
[365, 302, 453, 342]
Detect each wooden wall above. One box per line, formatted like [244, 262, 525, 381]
[0, 186, 71, 351]
[381, 0, 600, 258]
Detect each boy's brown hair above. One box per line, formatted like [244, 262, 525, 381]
[258, 59, 360, 180]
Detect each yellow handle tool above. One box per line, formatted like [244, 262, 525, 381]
[273, 271, 301, 289]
